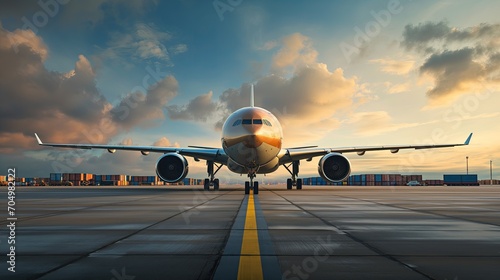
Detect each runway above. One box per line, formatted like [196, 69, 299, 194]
[1, 185, 500, 279]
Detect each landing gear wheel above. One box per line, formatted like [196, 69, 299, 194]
[205, 160, 222, 192]
[244, 181, 250, 194]
[287, 178, 293, 190]
[296, 178, 302, 190]
[253, 181, 259, 194]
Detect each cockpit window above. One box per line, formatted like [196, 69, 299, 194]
[238, 119, 269, 125]
[232, 119, 242, 126]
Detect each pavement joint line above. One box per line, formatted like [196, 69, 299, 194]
[28, 190, 233, 280]
[253, 193, 285, 279]
[203, 191, 246, 279]
[268, 188, 437, 280]
[213, 195, 249, 279]
[331, 193, 500, 228]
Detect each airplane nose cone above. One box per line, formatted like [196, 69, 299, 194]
[244, 134, 263, 148]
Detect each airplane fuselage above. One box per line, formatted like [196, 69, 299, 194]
[221, 107, 283, 175]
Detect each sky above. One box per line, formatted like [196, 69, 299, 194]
[1, 0, 499, 182]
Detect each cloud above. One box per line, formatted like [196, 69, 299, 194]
[168, 33, 363, 145]
[271, 33, 318, 72]
[102, 23, 186, 65]
[0, 27, 48, 61]
[419, 48, 486, 103]
[259, 40, 278, 51]
[402, 21, 500, 52]
[0, 25, 177, 154]
[221, 64, 356, 125]
[216, 34, 359, 132]
[0, 27, 113, 149]
[401, 21, 451, 53]
[111, 75, 178, 129]
[370, 58, 415, 75]
[384, 82, 411, 94]
[170, 44, 188, 55]
[401, 21, 500, 106]
[214, 65, 360, 145]
[153, 137, 180, 148]
[167, 91, 218, 122]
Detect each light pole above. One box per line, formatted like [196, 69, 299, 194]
[491, 160, 493, 185]
[466, 156, 469, 175]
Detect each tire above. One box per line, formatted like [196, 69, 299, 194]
[286, 178, 293, 190]
[296, 178, 302, 190]
[253, 181, 259, 194]
[204, 179, 210, 191]
[244, 181, 250, 194]
[213, 179, 219, 190]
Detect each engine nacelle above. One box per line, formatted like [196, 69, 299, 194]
[156, 153, 189, 183]
[318, 153, 351, 182]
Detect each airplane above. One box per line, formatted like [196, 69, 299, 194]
[35, 85, 473, 194]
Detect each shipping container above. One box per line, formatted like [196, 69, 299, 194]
[479, 179, 500, 185]
[382, 174, 390, 182]
[443, 174, 479, 186]
[50, 173, 62, 181]
[100, 180, 115, 186]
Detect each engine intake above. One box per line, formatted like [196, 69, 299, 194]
[318, 153, 351, 182]
[156, 153, 189, 183]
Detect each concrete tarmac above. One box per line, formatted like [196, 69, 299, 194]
[1, 185, 500, 279]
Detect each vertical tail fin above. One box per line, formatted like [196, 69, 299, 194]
[250, 84, 255, 107]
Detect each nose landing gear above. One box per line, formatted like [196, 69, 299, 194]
[244, 172, 259, 195]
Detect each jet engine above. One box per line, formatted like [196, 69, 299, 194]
[318, 153, 351, 182]
[156, 153, 189, 183]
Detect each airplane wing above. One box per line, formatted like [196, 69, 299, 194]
[279, 133, 473, 164]
[34, 133, 228, 164]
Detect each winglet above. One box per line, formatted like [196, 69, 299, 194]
[250, 84, 255, 107]
[464, 133, 473, 145]
[34, 133, 43, 145]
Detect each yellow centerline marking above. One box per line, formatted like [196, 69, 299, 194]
[237, 193, 264, 280]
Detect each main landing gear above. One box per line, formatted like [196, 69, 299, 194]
[204, 160, 222, 191]
[244, 173, 259, 195]
[284, 160, 302, 190]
